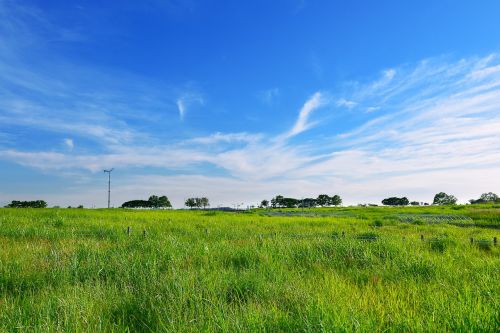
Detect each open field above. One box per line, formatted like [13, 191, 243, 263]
[0, 205, 499, 332]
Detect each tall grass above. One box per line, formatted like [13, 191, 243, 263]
[0, 206, 498, 332]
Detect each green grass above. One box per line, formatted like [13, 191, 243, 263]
[0, 205, 499, 332]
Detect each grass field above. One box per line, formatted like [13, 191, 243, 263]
[0, 205, 499, 332]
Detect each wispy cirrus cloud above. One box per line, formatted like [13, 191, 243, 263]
[176, 92, 204, 120]
[186, 132, 262, 145]
[336, 98, 357, 109]
[286, 92, 327, 138]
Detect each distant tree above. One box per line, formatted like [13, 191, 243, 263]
[316, 194, 330, 207]
[299, 198, 317, 208]
[148, 195, 160, 207]
[410, 201, 420, 206]
[122, 195, 171, 209]
[469, 192, 500, 204]
[158, 196, 172, 208]
[382, 197, 409, 206]
[271, 195, 285, 208]
[194, 198, 202, 209]
[281, 197, 299, 208]
[77, 205, 84, 209]
[5, 200, 47, 208]
[433, 192, 457, 205]
[199, 197, 210, 209]
[185, 198, 197, 209]
[329, 195, 342, 206]
[480, 192, 499, 202]
[122, 200, 151, 208]
[260, 200, 269, 208]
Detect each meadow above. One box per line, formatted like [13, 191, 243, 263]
[0, 205, 499, 332]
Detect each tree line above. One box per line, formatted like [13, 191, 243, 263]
[185, 197, 210, 209]
[260, 194, 342, 208]
[121, 195, 172, 209]
[3, 192, 499, 209]
[4, 200, 47, 208]
[381, 192, 457, 206]
[469, 192, 500, 204]
[380, 192, 500, 206]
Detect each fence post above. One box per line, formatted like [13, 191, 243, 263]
[342, 231, 345, 238]
[493, 237, 497, 246]
[420, 234, 424, 241]
[127, 226, 131, 236]
[470, 237, 474, 244]
[143, 229, 147, 237]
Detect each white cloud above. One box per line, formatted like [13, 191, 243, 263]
[366, 106, 380, 113]
[336, 98, 357, 109]
[63, 138, 74, 151]
[383, 68, 396, 80]
[187, 132, 262, 145]
[287, 92, 326, 137]
[176, 98, 186, 120]
[176, 93, 204, 120]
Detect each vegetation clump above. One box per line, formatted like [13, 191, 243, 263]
[121, 195, 171, 209]
[433, 192, 458, 205]
[381, 197, 409, 206]
[4, 200, 47, 208]
[469, 192, 500, 204]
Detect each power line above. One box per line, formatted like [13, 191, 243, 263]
[103, 168, 114, 208]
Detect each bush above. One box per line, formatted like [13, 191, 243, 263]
[433, 192, 457, 205]
[5, 200, 47, 208]
[382, 197, 409, 206]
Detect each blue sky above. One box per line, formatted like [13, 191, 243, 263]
[1, 0, 500, 207]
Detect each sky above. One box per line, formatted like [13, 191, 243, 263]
[1, 0, 500, 208]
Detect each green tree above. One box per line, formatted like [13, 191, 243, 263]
[469, 192, 500, 204]
[382, 197, 409, 206]
[158, 196, 172, 208]
[329, 195, 342, 206]
[480, 192, 499, 202]
[433, 192, 457, 205]
[299, 198, 316, 208]
[316, 194, 330, 207]
[271, 195, 285, 208]
[185, 198, 197, 209]
[148, 195, 160, 208]
[260, 200, 269, 208]
[121, 200, 150, 208]
[282, 197, 299, 208]
[5, 200, 47, 208]
[199, 197, 209, 209]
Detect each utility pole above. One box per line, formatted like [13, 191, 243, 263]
[103, 168, 114, 208]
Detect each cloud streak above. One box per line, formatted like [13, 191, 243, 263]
[176, 93, 204, 120]
[286, 92, 326, 137]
